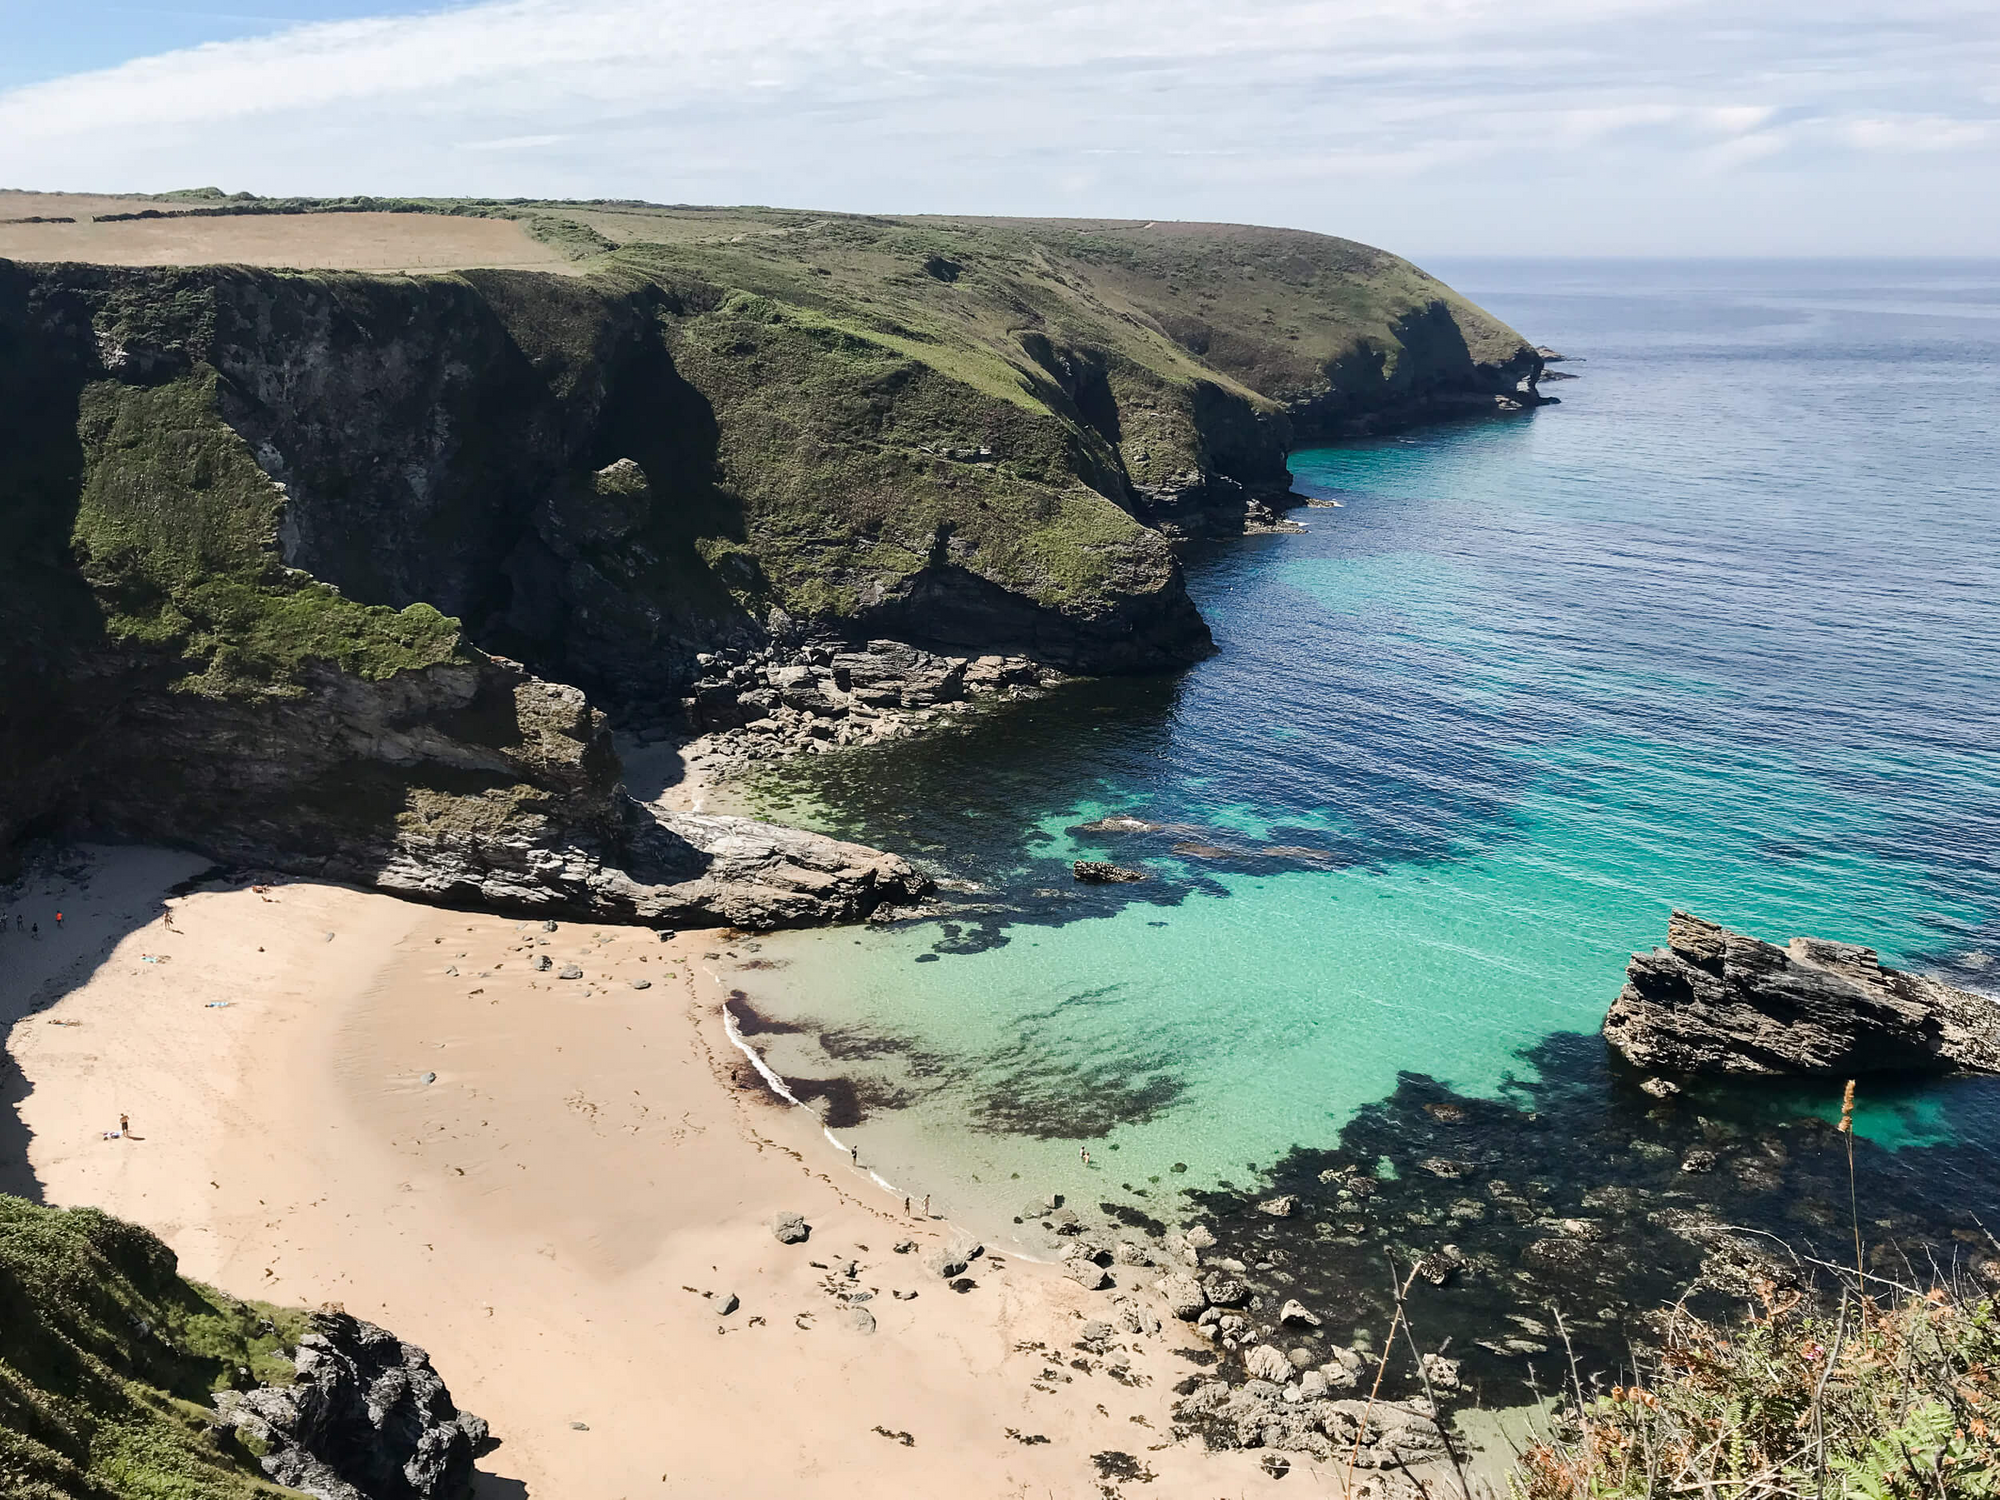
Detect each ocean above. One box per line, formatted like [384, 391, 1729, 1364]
[709, 260, 2000, 1373]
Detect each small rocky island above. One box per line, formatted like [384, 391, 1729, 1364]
[1604, 910, 2000, 1078]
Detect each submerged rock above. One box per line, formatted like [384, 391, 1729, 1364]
[1604, 910, 2000, 1077]
[1073, 860, 1147, 884]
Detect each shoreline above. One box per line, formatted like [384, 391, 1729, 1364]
[1, 844, 1334, 1498]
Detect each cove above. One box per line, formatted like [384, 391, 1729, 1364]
[713, 259, 2000, 1256]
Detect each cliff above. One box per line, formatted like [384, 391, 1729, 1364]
[0, 205, 1544, 909]
[0, 1195, 482, 1500]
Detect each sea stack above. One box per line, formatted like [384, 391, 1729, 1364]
[1603, 910, 2000, 1078]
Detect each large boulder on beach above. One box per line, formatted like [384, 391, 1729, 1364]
[1065, 1259, 1111, 1290]
[772, 1212, 810, 1244]
[1159, 1272, 1208, 1319]
[1604, 911, 2000, 1078]
[1244, 1343, 1294, 1382]
[923, 1239, 981, 1279]
[1202, 1273, 1249, 1308]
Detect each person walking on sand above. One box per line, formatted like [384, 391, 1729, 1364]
[119, 1113, 129, 1137]
[1080, 1146, 1091, 1166]
[162, 904, 178, 933]
[55, 911, 63, 930]
[30, 922, 37, 940]
[850, 1145, 860, 1167]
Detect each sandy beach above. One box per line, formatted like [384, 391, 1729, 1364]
[1, 846, 1315, 1498]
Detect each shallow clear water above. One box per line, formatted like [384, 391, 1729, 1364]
[719, 259, 2000, 1249]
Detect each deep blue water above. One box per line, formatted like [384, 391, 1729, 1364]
[725, 259, 2000, 1254]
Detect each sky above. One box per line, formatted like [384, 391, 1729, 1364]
[0, 0, 1995, 257]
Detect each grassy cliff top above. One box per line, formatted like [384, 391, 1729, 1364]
[0, 1195, 310, 1499]
[1, 192, 1540, 725]
[1, 192, 1534, 410]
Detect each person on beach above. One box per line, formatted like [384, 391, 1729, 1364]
[850, 1145, 859, 1166]
[55, 911, 63, 930]
[119, 1113, 129, 1137]
[923, 1194, 930, 1216]
[1080, 1146, 1091, 1166]
[163, 905, 178, 932]
[30, 922, 38, 940]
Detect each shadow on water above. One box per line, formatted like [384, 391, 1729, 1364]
[1181, 1032, 2000, 1413]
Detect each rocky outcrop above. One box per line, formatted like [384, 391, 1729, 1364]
[73, 648, 928, 928]
[1172, 1378, 1447, 1466]
[671, 637, 1060, 766]
[1604, 911, 2000, 1077]
[217, 1312, 485, 1500]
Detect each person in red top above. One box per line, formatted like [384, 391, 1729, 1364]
[54, 912, 63, 929]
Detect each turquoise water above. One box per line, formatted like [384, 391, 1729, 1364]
[721, 260, 2000, 1246]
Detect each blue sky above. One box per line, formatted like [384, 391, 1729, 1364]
[1, 0, 1995, 256]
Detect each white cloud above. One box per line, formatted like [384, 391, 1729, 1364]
[1, 0, 1996, 253]
[459, 134, 570, 151]
[1842, 116, 1993, 153]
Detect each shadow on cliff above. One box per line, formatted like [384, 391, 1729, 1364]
[0, 263, 117, 873]
[238, 269, 758, 719]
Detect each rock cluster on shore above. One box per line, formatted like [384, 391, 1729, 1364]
[1604, 910, 2000, 1077]
[660, 638, 1060, 772]
[217, 1311, 487, 1500]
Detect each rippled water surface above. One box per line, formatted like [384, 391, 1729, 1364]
[719, 260, 2000, 1248]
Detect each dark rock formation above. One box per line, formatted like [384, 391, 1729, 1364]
[70, 646, 928, 928]
[673, 637, 1058, 769]
[1073, 861, 1147, 884]
[217, 1311, 485, 1500]
[1604, 911, 2000, 1077]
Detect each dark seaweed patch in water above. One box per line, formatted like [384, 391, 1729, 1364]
[778, 1073, 913, 1130]
[1184, 1032, 2000, 1410]
[972, 1055, 1186, 1139]
[732, 603, 1530, 948]
[723, 992, 804, 1036]
[1100, 1201, 1171, 1236]
[812, 1025, 945, 1070]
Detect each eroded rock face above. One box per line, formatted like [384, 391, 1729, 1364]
[81, 651, 929, 929]
[218, 1312, 486, 1500]
[1604, 911, 2000, 1078]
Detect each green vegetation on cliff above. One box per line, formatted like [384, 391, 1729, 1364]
[0, 198, 1542, 880]
[74, 371, 463, 694]
[0, 1196, 307, 1500]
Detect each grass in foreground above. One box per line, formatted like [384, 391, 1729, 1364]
[0, 1196, 309, 1499]
[1513, 1281, 2000, 1500]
